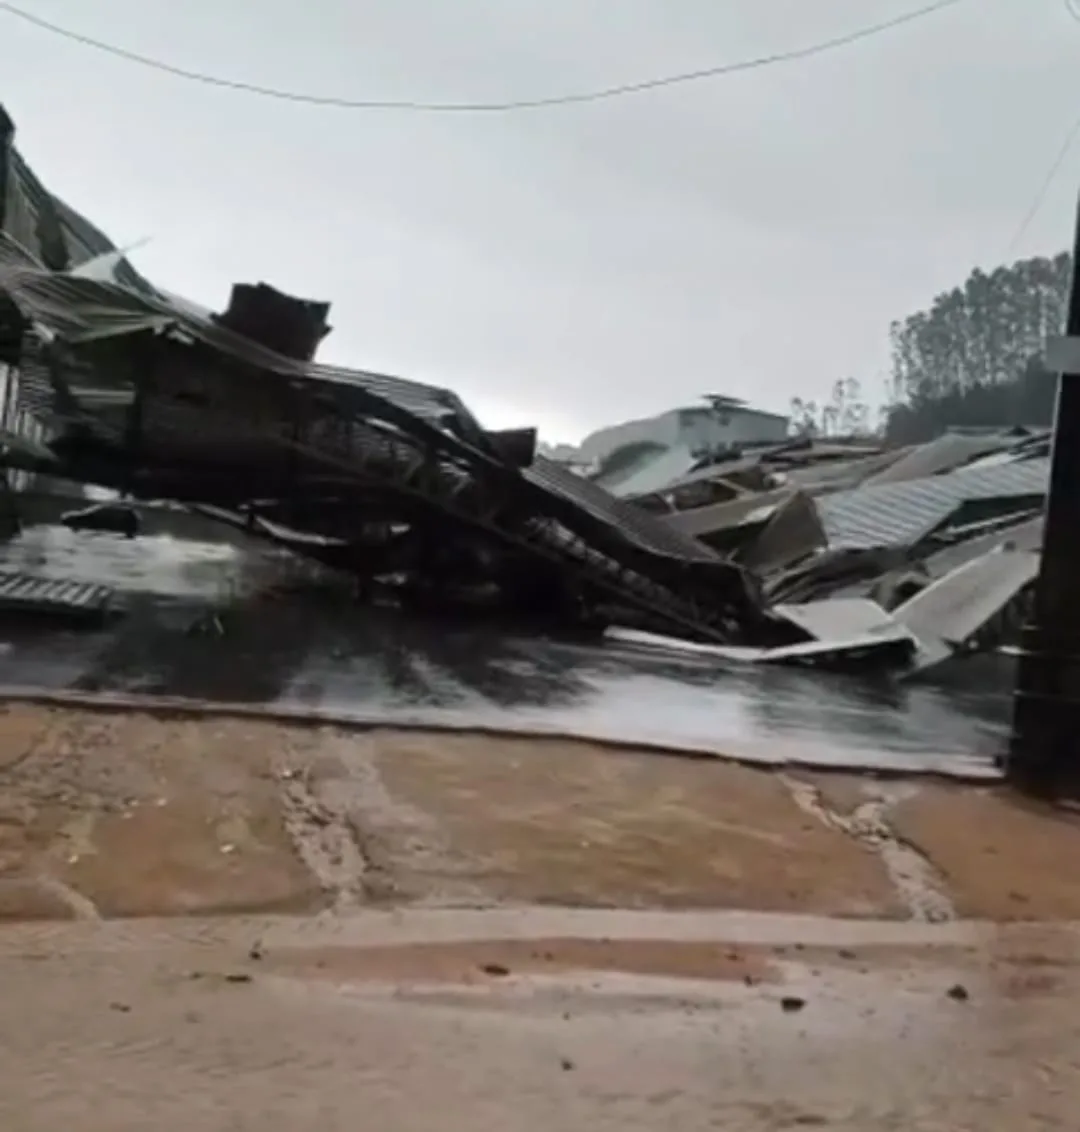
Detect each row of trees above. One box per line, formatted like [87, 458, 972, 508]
[884, 253, 1066, 443]
[791, 252, 1069, 444]
[790, 379, 875, 440]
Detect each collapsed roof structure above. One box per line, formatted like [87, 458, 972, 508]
[0, 107, 766, 644]
[611, 427, 1049, 676]
[0, 107, 1053, 677]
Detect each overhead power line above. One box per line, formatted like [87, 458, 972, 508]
[1005, 109, 1080, 258]
[1003, 0, 1080, 256]
[0, 0, 968, 113]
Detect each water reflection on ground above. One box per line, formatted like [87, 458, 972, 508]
[0, 525, 1010, 772]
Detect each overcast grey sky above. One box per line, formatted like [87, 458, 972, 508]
[0, 0, 1074, 441]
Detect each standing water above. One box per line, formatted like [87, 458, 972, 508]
[0, 524, 1007, 774]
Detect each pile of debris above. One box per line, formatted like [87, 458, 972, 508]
[608, 428, 1048, 678]
[0, 107, 770, 646]
[0, 105, 1052, 681]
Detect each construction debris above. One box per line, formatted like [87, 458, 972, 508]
[0, 106, 1052, 681]
[0, 570, 114, 623]
[616, 428, 1048, 677]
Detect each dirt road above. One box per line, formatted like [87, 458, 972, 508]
[2, 908, 1078, 1130]
[1, 702, 1079, 1128]
[2, 701, 1078, 921]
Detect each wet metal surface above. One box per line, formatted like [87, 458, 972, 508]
[0, 525, 1011, 771]
[0, 571, 114, 619]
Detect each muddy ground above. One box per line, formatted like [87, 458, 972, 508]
[1, 701, 1078, 922]
[3, 701, 1080, 1130]
[3, 906, 1079, 1129]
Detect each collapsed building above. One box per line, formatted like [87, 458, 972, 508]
[0, 107, 767, 644]
[606, 427, 1048, 677]
[0, 108, 1052, 678]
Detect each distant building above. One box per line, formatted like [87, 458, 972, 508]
[537, 397, 791, 499]
[537, 441, 594, 476]
[577, 396, 789, 470]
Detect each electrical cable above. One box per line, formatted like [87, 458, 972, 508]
[1005, 110, 1080, 257]
[0, 0, 968, 113]
[1003, 0, 1080, 256]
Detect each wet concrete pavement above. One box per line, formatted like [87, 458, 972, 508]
[0, 525, 1012, 772]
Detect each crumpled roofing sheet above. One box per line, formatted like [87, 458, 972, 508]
[779, 448, 909, 494]
[737, 491, 827, 575]
[665, 487, 793, 539]
[524, 455, 724, 564]
[816, 458, 1049, 551]
[0, 234, 476, 428]
[892, 547, 1039, 657]
[606, 443, 699, 498]
[771, 597, 906, 643]
[858, 431, 1016, 487]
[605, 614, 915, 668]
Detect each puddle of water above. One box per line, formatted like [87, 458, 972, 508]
[0, 525, 264, 598]
[0, 526, 1010, 771]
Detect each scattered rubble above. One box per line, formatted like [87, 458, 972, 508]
[602, 427, 1048, 678]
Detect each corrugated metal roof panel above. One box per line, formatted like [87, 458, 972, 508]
[893, 548, 1039, 652]
[0, 235, 473, 428]
[782, 449, 910, 492]
[524, 455, 722, 563]
[817, 458, 1049, 551]
[0, 570, 114, 617]
[646, 444, 902, 499]
[5, 147, 155, 293]
[859, 432, 1014, 486]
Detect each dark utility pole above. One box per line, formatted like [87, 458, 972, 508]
[1007, 193, 1080, 796]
